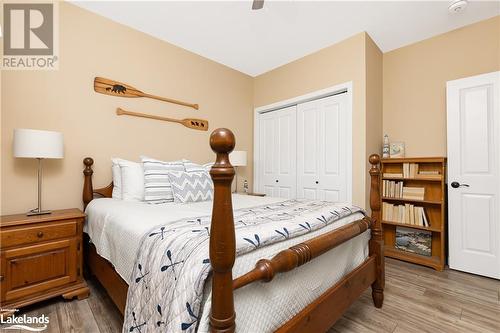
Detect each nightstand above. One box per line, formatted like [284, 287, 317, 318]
[0, 209, 89, 313]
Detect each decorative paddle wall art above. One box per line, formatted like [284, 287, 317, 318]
[116, 108, 208, 131]
[94, 77, 199, 110]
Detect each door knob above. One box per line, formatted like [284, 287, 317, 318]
[275, 180, 279, 183]
[451, 181, 470, 188]
[315, 181, 319, 184]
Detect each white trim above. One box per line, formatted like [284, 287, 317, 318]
[253, 81, 353, 203]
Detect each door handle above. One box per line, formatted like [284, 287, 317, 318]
[451, 181, 470, 188]
[275, 180, 279, 183]
[315, 181, 319, 184]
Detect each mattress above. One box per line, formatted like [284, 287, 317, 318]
[85, 195, 369, 332]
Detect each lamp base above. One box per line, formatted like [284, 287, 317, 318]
[27, 209, 52, 216]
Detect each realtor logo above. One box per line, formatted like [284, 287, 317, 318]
[2, 2, 59, 70]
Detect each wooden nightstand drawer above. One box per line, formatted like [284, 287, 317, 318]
[1, 238, 78, 302]
[0, 220, 77, 248]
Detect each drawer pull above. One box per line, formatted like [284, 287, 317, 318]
[37, 231, 44, 238]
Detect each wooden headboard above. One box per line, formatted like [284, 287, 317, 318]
[83, 157, 113, 209]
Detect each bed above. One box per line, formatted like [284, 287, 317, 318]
[82, 128, 384, 333]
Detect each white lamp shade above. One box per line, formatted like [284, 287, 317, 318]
[13, 129, 64, 159]
[230, 150, 247, 167]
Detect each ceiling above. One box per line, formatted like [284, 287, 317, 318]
[74, 1, 500, 77]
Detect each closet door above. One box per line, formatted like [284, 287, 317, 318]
[297, 93, 348, 201]
[258, 106, 297, 198]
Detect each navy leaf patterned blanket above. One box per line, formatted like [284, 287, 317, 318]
[123, 199, 364, 333]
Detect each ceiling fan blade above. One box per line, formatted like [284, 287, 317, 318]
[252, 0, 264, 10]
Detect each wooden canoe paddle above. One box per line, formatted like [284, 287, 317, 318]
[116, 108, 208, 131]
[94, 77, 199, 110]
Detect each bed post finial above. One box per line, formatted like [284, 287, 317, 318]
[368, 154, 384, 308]
[209, 128, 236, 333]
[83, 157, 94, 210]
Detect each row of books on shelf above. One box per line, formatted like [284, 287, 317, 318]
[382, 181, 425, 200]
[383, 163, 441, 180]
[382, 202, 430, 227]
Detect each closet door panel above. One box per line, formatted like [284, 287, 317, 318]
[297, 93, 348, 201]
[302, 187, 318, 200]
[258, 106, 296, 198]
[297, 101, 320, 199]
[322, 189, 340, 202]
[263, 185, 275, 197]
[260, 113, 278, 192]
[322, 101, 340, 177]
[319, 94, 348, 201]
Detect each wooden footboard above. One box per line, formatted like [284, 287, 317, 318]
[208, 128, 383, 333]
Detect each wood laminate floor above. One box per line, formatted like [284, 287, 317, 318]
[1, 258, 499, 333]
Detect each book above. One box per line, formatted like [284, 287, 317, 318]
[402, 186, 425, 201]
[402, 163, 421, 178]
[382, 180, 403, 198]
[415, 174, 442, 180]
[418, 170, 439, 175]
[384, 173, 403, 179]
[422, 208, 430, 227]
[395, 227, 432, 256]
[382, 203, 428, 227]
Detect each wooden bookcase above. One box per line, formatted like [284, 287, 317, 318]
[380, 157, 447, 271]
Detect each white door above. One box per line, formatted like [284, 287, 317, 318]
[258, 106, 297, 198]
[447, 71, 500, 279]
[297, 93, 349, 201]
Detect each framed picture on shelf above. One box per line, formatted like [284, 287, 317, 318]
[395, 227, 431, 256]
[390, 142, 405, 158]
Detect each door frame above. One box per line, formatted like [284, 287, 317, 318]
[253, 81, 353, 202]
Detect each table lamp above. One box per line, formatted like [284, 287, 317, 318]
[13, 129, 64, 215]
[230, 150, 247, 193]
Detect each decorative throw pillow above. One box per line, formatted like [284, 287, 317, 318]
[183, 159, 214, 172]
[118, 159, 144, 202]
[142, 157, 185, 204]
[111, 158, 123, 199]
[167, 170, 214, 203]
[203, 162, 214, 171]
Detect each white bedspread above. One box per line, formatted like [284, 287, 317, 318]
[85, 195, 369, 332]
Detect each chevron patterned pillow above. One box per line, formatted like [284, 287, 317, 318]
[167, 170, 214, 203]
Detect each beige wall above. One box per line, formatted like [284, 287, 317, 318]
[254, 32, 382, 208]
[1, 3, 254, 215]
[365, 35, 383, 206]
[2, 4, 497, 215]
[383, 16, 500, 157]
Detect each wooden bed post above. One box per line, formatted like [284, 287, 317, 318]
[209, 128, 236, 333]
[83, 157, 94, 210]
[369, 154, 384, 308]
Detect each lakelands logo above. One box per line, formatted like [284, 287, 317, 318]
[1, 313, 49, 331]
[1, 1, 59, 70]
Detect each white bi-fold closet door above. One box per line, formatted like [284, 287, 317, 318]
[256, 92, 349, 201]
[297, 93, 349, 201]
[258, 106, 297, 198]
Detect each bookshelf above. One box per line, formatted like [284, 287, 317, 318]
[380, 157, 447, 271]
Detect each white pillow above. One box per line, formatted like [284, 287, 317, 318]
[142, 156, 185, 204]
[111, 158, 123, 199]
[118, 159, 144, 202]
[183, 159, 214, 172]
